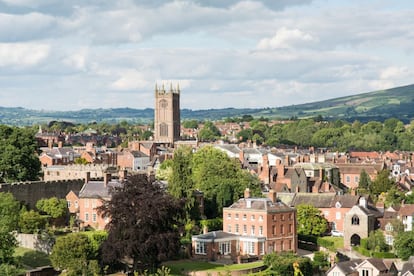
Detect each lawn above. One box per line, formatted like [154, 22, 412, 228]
[14, 247, 51, 269]
[319, 236, 344, 251]
[164, 260, 264, 275]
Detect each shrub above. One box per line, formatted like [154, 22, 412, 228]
[372, 252, 396, 259]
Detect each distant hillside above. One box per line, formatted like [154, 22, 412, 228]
[1, 84, 413, 125]
[264, 84, 414, 123]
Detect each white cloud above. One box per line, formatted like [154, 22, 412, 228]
[256, 27, 317, 50]
[0, 43, 50, 67]
[111, 70, 150, 90]
[380, 66, 412, 80]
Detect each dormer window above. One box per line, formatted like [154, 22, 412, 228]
[352, 215, 360, 225]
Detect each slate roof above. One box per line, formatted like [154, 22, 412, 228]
[215, 144, 241, 155]
[79, 180, 123, 199]
[326, 259, 362, 275]
[192, 231, 238, 241]
[225, 197, 293, 213]
[131, 151, 149, 158]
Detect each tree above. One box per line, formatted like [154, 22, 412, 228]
[0, 125, 41, 182]
[18, 208, 47, 234]
[296, 204, 328, 236]
[50, 232, 101, 276]
[197, 121, 221, 141]
[312, 251, 329, 273]
[0, 231, 17, 264]
[74, 157, 89, 164]
[36, 197, 68, 227]
[393, 231, 414, 260]
[369, 170, 394, 199]
[358, 169, 371, 191]
[98, 174, 184, 273]
[167, 146, 198, 221]
[182, 120, 199, 129]
[263, 251, 312, 276]
[191, 146, 261, 218]
[0, 192, 20, 233]
[384, 187, 405, 208]
[366, 230, 389, 252]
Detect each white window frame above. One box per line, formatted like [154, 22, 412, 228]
[219, 242, 231, 255]
[195, 241, 207, 255]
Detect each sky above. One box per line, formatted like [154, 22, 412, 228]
[0, 0, 413, 111]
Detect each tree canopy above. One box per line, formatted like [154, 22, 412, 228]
[263, 251, 312, 276]
[0, 125, 40, 182]
[296, 204, 328, 236]
[98, 174, 184, 273]
[50, 232, 102, 276]
[393, 231, 414, 260]
[167, 145, 261, 219]
[0, 192, 20, 233]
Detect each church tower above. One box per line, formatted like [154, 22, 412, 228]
[154, 83, 181, 143]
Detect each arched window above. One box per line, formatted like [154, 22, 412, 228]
[159, 99, 168, 109]
[352, 215, 360, 225]
[160, 123, 168, 137]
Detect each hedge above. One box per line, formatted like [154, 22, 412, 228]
[372, 252, 396, 259]
[353, 246, 371, 257]
[317, 238, 335, 251]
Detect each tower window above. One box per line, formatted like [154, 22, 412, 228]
[160, 123, 168, 137]
[159, 99, 168, 108]
[351, 215, 360, 225]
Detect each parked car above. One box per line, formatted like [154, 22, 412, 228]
[331, 230, 344, 237]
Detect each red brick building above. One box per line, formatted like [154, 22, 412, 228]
[192, 189, 297, 262]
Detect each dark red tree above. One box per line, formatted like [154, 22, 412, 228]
[98, 174, 184, 273]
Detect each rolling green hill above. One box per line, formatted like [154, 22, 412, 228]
[1, 84, 413, 126]
[260, 84, 414, 122]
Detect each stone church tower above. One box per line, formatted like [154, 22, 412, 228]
[154, 83, 181, 143]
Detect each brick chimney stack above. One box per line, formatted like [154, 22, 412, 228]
[104, 173, 111, 187]
[268, 189, 277, 203]
[85, 171, 90, 184]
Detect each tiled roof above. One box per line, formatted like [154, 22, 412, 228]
[335, 163, 379, 174]
[291, 193, 336, 208]
[333, 194, 361, 208]
[349, 151, 381, 159]
[399, 204, 414, 216]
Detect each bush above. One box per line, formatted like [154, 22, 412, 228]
[353, 246, 370, 257]
[372, 252, 396, 259]
[298, 241, 318, 251]
[317, 238, 334, 251]
[298, 234, 317, 244]
[360, 238, 368, 249]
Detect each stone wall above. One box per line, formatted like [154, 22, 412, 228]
[42, 164, 111, 181]
[0, 179, 85, 209]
